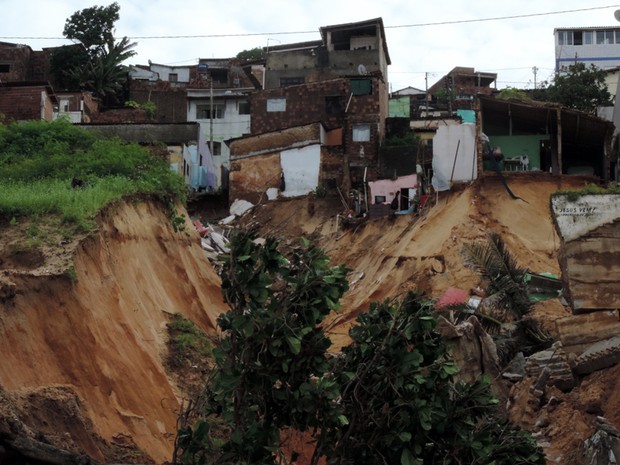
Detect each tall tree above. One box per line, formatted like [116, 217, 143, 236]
[532, 63, 611, 114]
[51, 2, 136, 107]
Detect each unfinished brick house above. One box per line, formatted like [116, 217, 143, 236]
[0, 82, 57, 121]
[427, 66, 497, 112]
[250, 75, 388, 186]
[244, 17, 392, 190]
[228, 122, 346, 204]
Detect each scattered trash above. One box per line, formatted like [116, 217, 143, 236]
[230, 199, 254, 217]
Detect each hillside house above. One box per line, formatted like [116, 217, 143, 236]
[264, 17, 390, 89]
[427, 67, 497, 113]
[0, 82, 57, 121]
[554, 26, 620, 73]
[478, 96, 614, 180]
[227, 122, 344, 204]
[246, 18, 391, 190]
[129, 59, 260, 191]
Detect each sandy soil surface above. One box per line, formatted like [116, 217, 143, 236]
[0, 174, 614, 464]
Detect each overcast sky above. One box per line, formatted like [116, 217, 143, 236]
[2, 1, 620, 92]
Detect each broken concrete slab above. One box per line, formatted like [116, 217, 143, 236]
[525, 342, 576, 391]
[573, 336, 620, 376]
[230, 199, 254, 217]
[555, 311, 620, 354]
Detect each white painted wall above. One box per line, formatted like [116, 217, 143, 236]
[551, 195, 620, 242]
[280, 145, 321, 197]
[431, 123, 477, 191]
[188, 98, 251, 189]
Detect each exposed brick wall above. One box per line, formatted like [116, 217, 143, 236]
[250, 77, 386, 164]
[229, 152, 281, 203]
[0, 43, 32, 81]
[129, 81, 188, 123]
[0, 86, 53, 121]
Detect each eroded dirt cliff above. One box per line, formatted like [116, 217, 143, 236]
[0, 198, 227, 463]
[0, 175, 615, 464]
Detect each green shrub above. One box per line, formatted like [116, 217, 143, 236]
[167, 313, 212, 369]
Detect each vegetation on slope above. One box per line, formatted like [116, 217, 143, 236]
[174, 229, 545, 465]
[0, 119, 186, 230]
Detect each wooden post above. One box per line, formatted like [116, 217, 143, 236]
[557, 108, 563, 175]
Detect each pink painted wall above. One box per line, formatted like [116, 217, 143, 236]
[368, 174, 418, 204]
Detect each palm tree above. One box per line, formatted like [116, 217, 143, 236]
[462, 232, 531, 319]
[456, 233, 551, 365]
[64, 36, 136, 107]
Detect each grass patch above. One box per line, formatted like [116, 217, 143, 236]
[166, 313, 213, 369]
[0, 119, 186, 232]
[553, 182, 620, 201]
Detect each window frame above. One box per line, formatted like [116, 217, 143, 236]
[196, 103, 225, 119]
[267, 97, 287, 112]
[352, 123, 371, 142]
[279, 76, 304, 87]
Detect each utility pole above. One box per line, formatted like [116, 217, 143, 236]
[209, 72, 214, 156]
[532, 66, 538, 89]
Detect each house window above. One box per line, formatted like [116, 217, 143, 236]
[558, 31, 573, 45]
[0, 64, 9, 73]
[352, 124, 371, 142]
[596, 30, 614, 44]
[325, 96, 343, 114]
[196, 103, 225, 119]
[209, 68, 229, 84]
[350, 79, 372, 96]
[267, 98, 286, 112]
[210, 142, 222, 156]
[573, 31, 583, 45]
[238, 100, 251, 115]
[584, 31, 594, 44]
[375, 195, 386, 204]
[279, 77, 304, 87]
[169, 73, 178, 82]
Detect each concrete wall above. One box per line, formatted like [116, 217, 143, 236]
[431, 123, 477, 191]
[551, 194, 620, 311]
[81, 123, 199, 144]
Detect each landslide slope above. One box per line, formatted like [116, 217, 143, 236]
[243, 173, 587, 348]
[0, 198, 227, 463]
[0, 174, 602, 464]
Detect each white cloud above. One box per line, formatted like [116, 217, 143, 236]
[1, 0, 619, 89]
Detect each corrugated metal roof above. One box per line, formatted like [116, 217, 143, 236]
[554, 26, 620, 32]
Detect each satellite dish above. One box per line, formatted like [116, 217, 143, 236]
[615, 9, 620, 22]
[357, 64, 368, 75]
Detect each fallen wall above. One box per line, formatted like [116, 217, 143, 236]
[551, 194, 620, 312]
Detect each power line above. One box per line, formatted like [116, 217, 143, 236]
[387, 5, 620, 29]
[2, 4, 619, 41]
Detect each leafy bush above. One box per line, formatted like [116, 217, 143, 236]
[174, 233, 545, 465]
